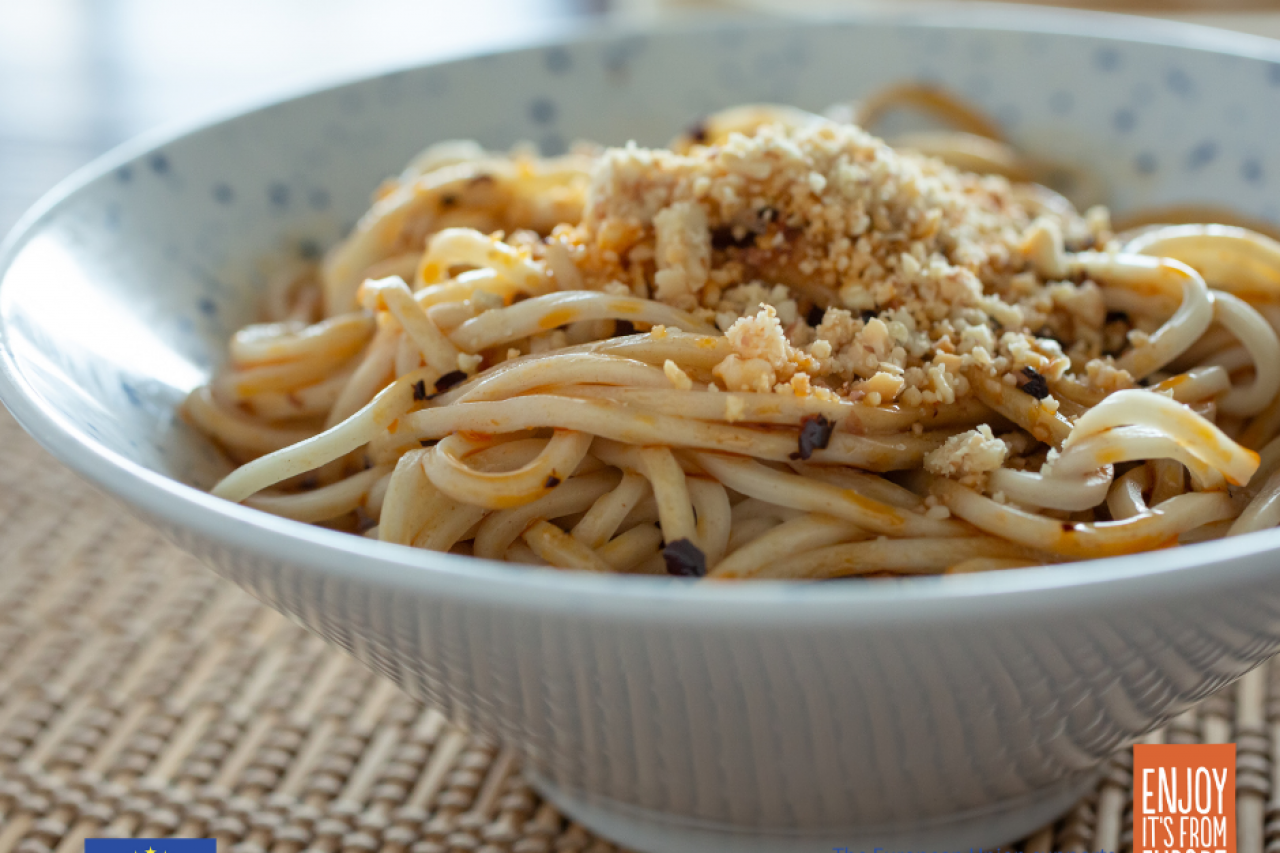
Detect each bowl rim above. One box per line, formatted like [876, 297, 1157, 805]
[4, 4, 1280, 624]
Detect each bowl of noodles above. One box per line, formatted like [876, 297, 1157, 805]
[4, 6, 1280, 851]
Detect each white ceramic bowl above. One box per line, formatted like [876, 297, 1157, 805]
[5, 7, 1280, 851]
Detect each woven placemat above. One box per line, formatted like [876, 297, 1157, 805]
[0, 408, 1271, 853]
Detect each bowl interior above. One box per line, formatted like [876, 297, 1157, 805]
[3, 11, 1280, 494]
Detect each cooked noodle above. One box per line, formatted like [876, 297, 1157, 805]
[186, 86, 1280, 580]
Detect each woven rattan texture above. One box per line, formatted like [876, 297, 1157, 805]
[0, 410, 1272, 853]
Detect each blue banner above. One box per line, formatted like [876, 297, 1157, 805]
[87, 841, 215, 853]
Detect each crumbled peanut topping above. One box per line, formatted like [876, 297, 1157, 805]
[548, 118, 1126, 446]
[663, 359, 694, 391]
[924, 425, 1009, 480]
[652, 201, 711, 307]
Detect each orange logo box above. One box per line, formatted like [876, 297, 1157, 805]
[1132, 743, 1235, 853]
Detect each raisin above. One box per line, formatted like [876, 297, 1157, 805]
[663, 539, 706, 577]
[1016, 367, 1050, 400]
[790, 414, 835, 461]
[427, 370, 468, 399]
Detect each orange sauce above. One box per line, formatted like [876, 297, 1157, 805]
[538, 308, 578, 329]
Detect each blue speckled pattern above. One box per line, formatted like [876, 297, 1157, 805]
[5, 11, 1280, 852]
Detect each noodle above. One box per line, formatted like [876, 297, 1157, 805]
[186, 87, 1280, 580]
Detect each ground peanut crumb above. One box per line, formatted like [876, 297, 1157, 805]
[543, 115, 1126, 483]
[924, 425, 1009, 478]
[663, 359, 694, 391]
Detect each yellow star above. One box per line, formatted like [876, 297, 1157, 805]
[146, 848, 156, 853]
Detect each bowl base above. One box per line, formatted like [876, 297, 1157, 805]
[525, 769, 1097, 853]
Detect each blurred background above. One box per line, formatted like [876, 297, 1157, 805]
[0, 0, 604, 234]
[2, 0, 1279, 236]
